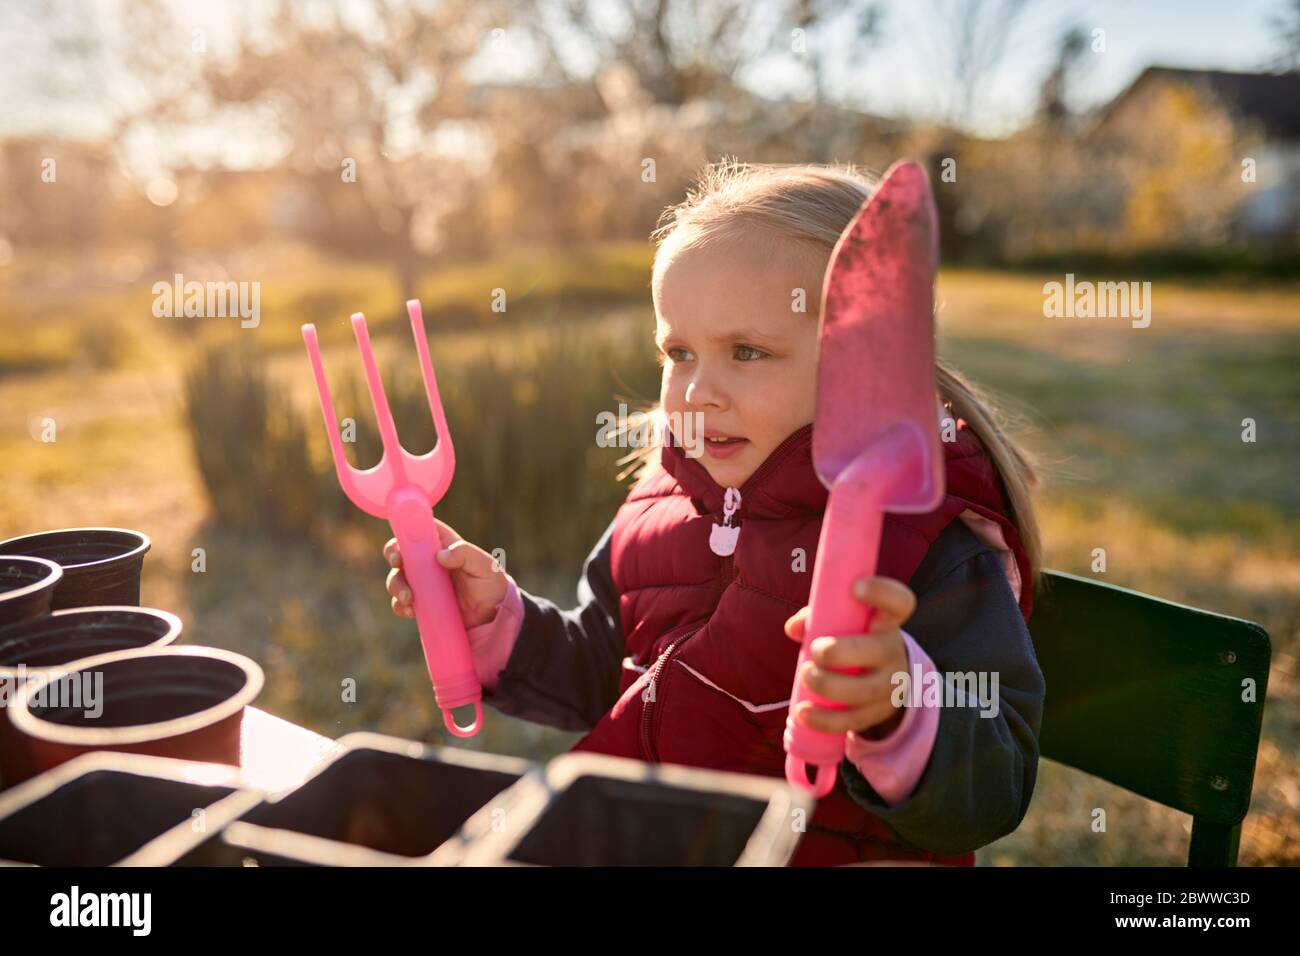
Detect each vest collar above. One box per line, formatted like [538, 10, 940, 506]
[658, 408, 1003, 522]
[659, 423, 829, 519]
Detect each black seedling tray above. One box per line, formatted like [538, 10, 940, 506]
[0, 752, 260, 866]
[459, 752, 813, 866]
[186, 732, 536, 866]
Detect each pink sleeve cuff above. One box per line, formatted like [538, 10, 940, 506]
[843, 630, 940, 806]
[464, 576, 525, 693]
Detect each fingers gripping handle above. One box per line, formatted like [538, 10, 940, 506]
[784, 473, 886, 798]
[389, 489, 484, 737]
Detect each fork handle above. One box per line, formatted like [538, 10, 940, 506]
[389, 488, 484, 737]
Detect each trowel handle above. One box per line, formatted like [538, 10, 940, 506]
[784, 474, 886, 798]
[389, 488, 484, 737]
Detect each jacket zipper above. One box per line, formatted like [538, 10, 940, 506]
[638, 627, 696, 761]
[715, 426, 810, 583]
[638, 427, 811, 762]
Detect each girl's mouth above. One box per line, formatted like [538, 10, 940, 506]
[703, 435, 749, 460]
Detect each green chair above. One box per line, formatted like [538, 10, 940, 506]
[1030, 570, 1271, 865]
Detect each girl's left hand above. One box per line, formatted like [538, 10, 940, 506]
[784, 576, 916, 739]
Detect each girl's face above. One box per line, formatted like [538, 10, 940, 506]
[653, 226, 824, 489]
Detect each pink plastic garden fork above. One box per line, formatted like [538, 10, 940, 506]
[301, 300, 483, 737]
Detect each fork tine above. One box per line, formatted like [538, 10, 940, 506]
[301, 323, 352, 482]
[351, 312, 404, 466]
[406, 300, 454, 462]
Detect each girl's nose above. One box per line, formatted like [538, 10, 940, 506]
[685, 373, 726, 409]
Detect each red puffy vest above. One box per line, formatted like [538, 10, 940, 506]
[569, 420, 1033, 865]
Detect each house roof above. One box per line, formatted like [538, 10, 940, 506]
[1094, 66, 1300, 141]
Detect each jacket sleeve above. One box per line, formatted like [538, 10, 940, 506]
[837, 519, 1045, 855]
[482, 520, 625, 732]
[840, 629, 942, 803]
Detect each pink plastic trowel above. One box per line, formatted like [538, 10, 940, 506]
[301, 300, 483, 738]
[784, 161, 945, 797]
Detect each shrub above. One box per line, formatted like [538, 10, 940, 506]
[183, 343, 325, 536]
[336, 316, 660, 580]
[182, 312, 661, 580]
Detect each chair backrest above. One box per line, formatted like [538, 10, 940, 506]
[1030, 570, 1271, 865]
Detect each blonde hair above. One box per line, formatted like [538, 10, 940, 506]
[622, 158, 1042, 584]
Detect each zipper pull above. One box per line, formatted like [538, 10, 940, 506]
[709, 487, 742, 556]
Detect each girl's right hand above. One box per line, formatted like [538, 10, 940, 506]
[384, 520, 508, 629]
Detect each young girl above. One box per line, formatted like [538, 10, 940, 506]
[384, 161, 1046, 867]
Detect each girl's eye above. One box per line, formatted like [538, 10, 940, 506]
[658, 346, 694, 365]
[656, 345, 764, 365]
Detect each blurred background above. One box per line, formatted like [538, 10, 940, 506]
[0, 0, 1296, 863]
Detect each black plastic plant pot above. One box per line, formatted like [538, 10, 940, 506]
[0, 751, 261, 866]
[0, 528, 151, 610]
[8, 645, 263, 786]
[188, 732, 536, 866]
[0, 557, 62, 630]
[0, 607, 183, 789]
[458, 752, 814, 867]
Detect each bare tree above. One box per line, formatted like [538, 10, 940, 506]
[897, 0, 1038, 129]
[1037, 24, 1088, 130]
[536, 0, 772, 105]
[199, 0, 504, 298]
[1267, 0, 1300, 71]
[0, 0, 195, 272]
[531, 0, 883, 109]
[788, 0, 883, 107]
[949, 0, 1035, 126]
